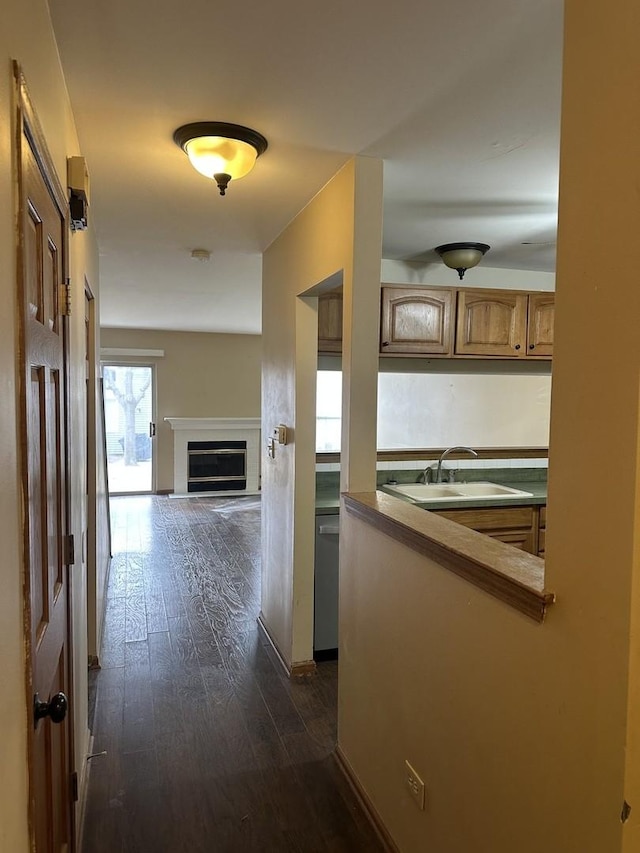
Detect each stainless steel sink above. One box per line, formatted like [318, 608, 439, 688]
[380, 481, 533, 503]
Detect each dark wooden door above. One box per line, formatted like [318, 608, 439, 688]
[17, 70, 74, 853]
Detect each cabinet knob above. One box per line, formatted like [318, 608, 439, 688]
[382, 341, 389, 347]
[514, 344, 521, 350]
[529, 344, 535, 350]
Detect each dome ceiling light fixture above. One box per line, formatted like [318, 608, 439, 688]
[173, 122, 268, 196]
[435, 242, 490, 280]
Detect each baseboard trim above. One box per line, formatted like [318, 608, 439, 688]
[257, 614, 290, 677]
[76, 731, 94, 852]
[290, 659, 316, 678]
[156, 488, 173, 495]
[257, 614, 317, 680]
[334, 745, 400, 853]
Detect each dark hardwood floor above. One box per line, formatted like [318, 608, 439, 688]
[82, 495, 382, 853]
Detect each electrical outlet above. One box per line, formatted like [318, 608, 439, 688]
[405, 760, 425, 810]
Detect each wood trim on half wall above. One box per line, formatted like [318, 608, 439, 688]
[317, 446, 549, 464]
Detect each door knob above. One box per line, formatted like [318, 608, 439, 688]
[34, 692, 68, 726]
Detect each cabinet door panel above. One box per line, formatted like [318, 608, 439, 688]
[435, 506, 533, 530]
[491, 530, 535, 552]
[455, 290, 528, 356]
[380, 287, 453, 354]
[538, 504, 547, 556]
[538, 529, 546, 556]
[318, 290, 343, 353]
[527, 293, 554, 357]
[434, 506, 535, 553]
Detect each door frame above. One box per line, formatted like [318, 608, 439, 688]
[85, 283, 100, 663]
[14, 63, 76, 850]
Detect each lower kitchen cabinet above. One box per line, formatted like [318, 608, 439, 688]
[432, 505, 536, 553]
[537, 505, 546, 557]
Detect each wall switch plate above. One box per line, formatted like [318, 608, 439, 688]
[405, 760, 425, 810]
[273, 424, 288, 445]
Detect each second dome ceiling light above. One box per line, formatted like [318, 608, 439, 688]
[435, 242, 490, 279]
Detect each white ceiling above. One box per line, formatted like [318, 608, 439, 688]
[48, 0, 563, 335]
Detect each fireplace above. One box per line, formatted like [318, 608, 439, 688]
[165, 418, 260, 496]
[187, 440, 247, 492]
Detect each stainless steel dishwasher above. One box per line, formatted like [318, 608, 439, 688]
[314, 514, 339, 657]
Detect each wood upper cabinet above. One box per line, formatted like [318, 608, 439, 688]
[319, 284, 554, 359]
[380, 286, 454, 355]
[318, 290, 343, 353]
[527, 293, 555, 357]
[456, 288, 554, 358]
[455, 289, 529, 357]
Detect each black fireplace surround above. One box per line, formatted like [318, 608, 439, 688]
[187, 440, 247, 492]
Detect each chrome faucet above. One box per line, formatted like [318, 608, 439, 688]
[434, 446, 478, 483]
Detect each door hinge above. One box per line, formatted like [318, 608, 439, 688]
[64, 533, 75, 565]
[621, 800, 632, 823]
[59, 278, 71, 316]
[71, 771, 79, 802]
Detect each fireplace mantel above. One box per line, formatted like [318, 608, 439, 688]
[165, 417, 261, 496]
[165, 417, 261, 431]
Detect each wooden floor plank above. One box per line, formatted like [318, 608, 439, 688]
[82, 495, 383, 852]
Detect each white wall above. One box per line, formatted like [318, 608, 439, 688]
[377, 372, 551, 448]
[339, 507, 624, 852]
[317, 368, 552, 451]
[381, 259, 555, 291]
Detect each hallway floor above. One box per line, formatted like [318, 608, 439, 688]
[82, 495, 383, 852]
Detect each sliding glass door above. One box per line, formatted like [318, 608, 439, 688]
[103, 363, 155, 493]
